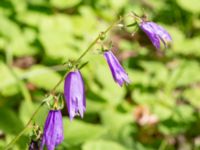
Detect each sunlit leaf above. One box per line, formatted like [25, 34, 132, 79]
[83, 140, 128, 150]
[176, 0, 200, 13]
[63, 119, 107, 146]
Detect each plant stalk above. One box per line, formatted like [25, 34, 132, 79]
[4, 17, 123, 149]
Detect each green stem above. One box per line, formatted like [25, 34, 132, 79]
[4, 17, 123, 149]
[50, 18, 121, 94]
[50, 72, 67, 95]
[4, 102, 44, 150]
[75, 19, 119, 63]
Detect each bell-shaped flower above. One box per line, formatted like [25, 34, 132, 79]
[104, 50, 130, 86]
[40, 110, 64, 150]
[139, 21, 172, 49]
[64, 70, 86, 120]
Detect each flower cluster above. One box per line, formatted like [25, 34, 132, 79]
[39, 15, 172, 150]
[64, 50, 130, 120]
[40, 50, 129, 150]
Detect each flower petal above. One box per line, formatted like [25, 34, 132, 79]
[104, 51, 130, 86]
[40, 110, 64, 150]
[64, 71, 86, 120]
[139, 21, 172, 49]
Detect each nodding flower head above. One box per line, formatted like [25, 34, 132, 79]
[139, 21, 172, 49]
[64, 70, 86, 121]
[40, 110, 64, 150]
[104, 50, 130, 86]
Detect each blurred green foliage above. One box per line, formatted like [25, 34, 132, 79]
[0, 0, 200, 150]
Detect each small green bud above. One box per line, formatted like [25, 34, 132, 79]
[99, 32, 106, 41]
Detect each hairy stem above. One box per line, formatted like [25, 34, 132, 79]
[4, 17, 123, 149]
[76, 19, 119, 63]
[50, 18, 121, 94]
[4, 102, 44, 150]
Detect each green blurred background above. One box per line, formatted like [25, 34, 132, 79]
[0, 0, 200, 149]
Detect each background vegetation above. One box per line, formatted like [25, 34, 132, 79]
[0, 0, 200, 149]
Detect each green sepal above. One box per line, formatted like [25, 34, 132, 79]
[29, 124, 42, 142]
[46, 94, 64, 110]
[126, 22, 137, 27]
[99, 32, 106, 41]
[78, 61, 89, 70]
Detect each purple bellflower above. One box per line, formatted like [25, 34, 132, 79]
[40, 110, 64, 150]
[64, 70, 86, 120]
[104, 50, 130, 86]
[139, 21, 172, 49]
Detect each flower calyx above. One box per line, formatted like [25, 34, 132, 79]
[46, 94, 64, 110]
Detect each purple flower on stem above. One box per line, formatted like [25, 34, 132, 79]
[104, 50, 130, 86]
[40, 110, 64, 150]
[139, 21, 172, 49]
[64, 70, 86, 121]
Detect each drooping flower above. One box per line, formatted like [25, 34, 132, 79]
[139, 21, 172, 49]
[40, 110, 64, 150]
[104, 50, 130, 86]
[64, 70, 86, 120]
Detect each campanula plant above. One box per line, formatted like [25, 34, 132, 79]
[4, 11, 172, 150]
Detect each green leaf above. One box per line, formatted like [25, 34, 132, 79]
[109, 0, 128, 11]
[176, 61, 200, 86]
[176, 0, 200, 13]
[172, 105, 195, 123]
[86, 99, 107, 113]
[175, 37, 200, 56]
[63, 119, 107, 146]
[28, 0, 49, 5]
[50, 0, 81, 9]
[38, 14, 78, 60]
[10, 0, 27, 14]
[0, 15, 20, 39]
[9, 35, 39, 56]
[27, 65, 62, 92]
[131, 90, 158, 105]
[0, 15, 38, 56]
[82, 140, 128, 150]
[127, 70, 149, 87]
[183, 88, 200, 107]
[19, 101, 48, 126]
[17, 11, 49, 27]
[100, 108, 133, 139]
[170, 28, 184, 45]
[0, 62, 19, 96]
[0, 108, 24, 134]
[140, 61, 169, 87]
[72, 6, 101, 36]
